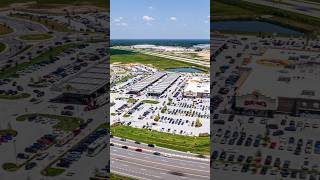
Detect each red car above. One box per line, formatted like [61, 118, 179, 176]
[270, 142, 277, 149]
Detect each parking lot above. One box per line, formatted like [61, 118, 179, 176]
[111, 64, 210, 136]
[211, 34, 320, 179]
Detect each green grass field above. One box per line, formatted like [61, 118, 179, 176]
[0, 43, 6, 53]
[111, 125, 210, 155]
[16, 113, 83, 131]
[19, 33, 53, 40]
[0, 43, 78, 78]
[111, 49, 208, 72]
[109, 173, 137, 180]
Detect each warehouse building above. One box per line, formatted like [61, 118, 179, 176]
[148, 73, 180, 96]
[127, 72, 166, 94]
[51, 61, 108, 105]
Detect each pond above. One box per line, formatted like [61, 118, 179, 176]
[211, 20, 303, 35]
[166, 67, 205, 73]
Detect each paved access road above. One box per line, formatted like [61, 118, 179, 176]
[111, 142, 210, 180]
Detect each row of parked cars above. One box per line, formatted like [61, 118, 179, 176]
[57, 128, 108, 168]
[24, 134, 56, 154]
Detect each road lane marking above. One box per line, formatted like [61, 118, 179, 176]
[111, 157, 210, 179]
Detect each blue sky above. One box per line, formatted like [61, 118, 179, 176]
[111, 0, 209, 39]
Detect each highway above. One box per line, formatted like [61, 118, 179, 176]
[111, 140, 210, 180]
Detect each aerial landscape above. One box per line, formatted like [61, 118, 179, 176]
[0, 0, 109, 180]
[211, 0, 320, 179]
[110, 0, 210, 179]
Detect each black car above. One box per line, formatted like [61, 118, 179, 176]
[25, 162, 37, 170]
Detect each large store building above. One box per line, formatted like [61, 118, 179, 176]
[235, 49, 320, 116]
[183, 77, 210, 98]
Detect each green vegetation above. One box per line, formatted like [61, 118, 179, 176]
[195, 119, 202, 128]
[142, 99, 159, 104]
[43, 167, 65, 176]
[122, 113, 130, 118]
[154, 113, 160, 122]
[161, 105, 168, 113]
[0, 129, 18, 137]
[0, 24, 13, 35]
[98, 122, 109, 129]
[111, 49, 208, 72]
[0, 43, 78, 78]
[111, 49, 137, 55]
[19, 33, 53, 40]
[0, 43, 6, 53]
[111, 125, 210, 154]
[111, 112, 116, 116]
[109, 173, 137, 180]
[2, 163, 18, 172]
[0, 93, 30, 100]
[127, 98, 137, 104]
[16, 113, 83, 131]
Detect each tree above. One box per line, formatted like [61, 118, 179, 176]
[154, 113, 160, 122]
[195, 118, 202, 128]
[161, 105, 167, 113]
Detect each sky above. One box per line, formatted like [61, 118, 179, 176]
[111, 0, 210, 39]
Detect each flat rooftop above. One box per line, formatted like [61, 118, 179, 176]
[237, 48, 320, 100]
[148, 73, 180, 95]
[52, 61, 108, 95]
[129, 72, 166, 93]
[184, 77, 210, 94]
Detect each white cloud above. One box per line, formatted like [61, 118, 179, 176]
[113, 17, 123, 22]
[112, 17, 128, 26]
[170, 17, 177, 21]
[142, 15, 155, 21]
[148, 6, 153, 10]
[115, 22, 127, 26]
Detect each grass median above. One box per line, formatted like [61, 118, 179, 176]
[111, 49, 209, 72]
[111, 124, 210, 155]
[0, 42, 6, 53]
[0, 93, 30, 100]
[16, 113, 83, 131]
[19, 33, 53, 41]
[109, 173, 137, 180]
[43, 167, 65, 176]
